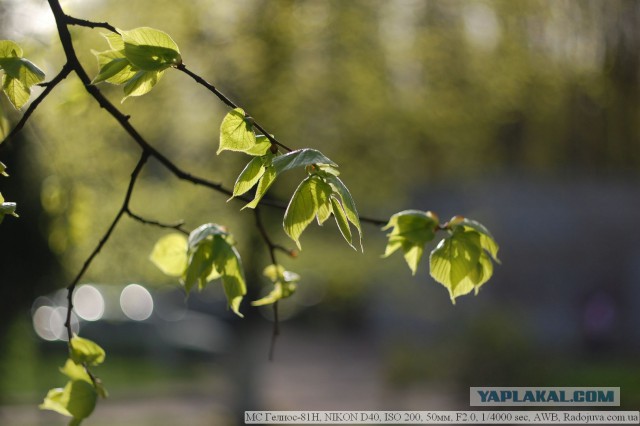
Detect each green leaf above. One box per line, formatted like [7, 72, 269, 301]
[40, 380, 97, 422]
[243, 165, 277, 209]
[0, 51, 45, 109]
[150, 233, 188, 277]
[325, 175, 363, 251]
[2, 75, 29, 109]
[315, 182, 333, 225]
[102, 33, 124, 51]
[450, 217, 500, 263]
[252, 264, 300, 306]
[187, 223, 227, 249]
[331, 196, 353, 248]
[218, 108, 256, 154]
[210, 236, 246, 317]
[283, 175, 322, 250]
[91, 52, 135, 85]
[429, 228, 485, 303]
[271, 148, 337, 175]
[60, 359, 92, 384]
[69, 336, 106, 366]
[231, 156, 266, 199]
[122, 70, 164, 101]
[0, 40, 23, 58]
[245, 134, 272, 156]
[120, 27, 181, 71]
[183, 241, 215, 293]
[382, 210, 439, 275]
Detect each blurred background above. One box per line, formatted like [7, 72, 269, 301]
[0, 0, 638, 424]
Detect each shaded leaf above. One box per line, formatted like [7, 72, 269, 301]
[271, 148, 337, 175]
[252, 264, 300, 306]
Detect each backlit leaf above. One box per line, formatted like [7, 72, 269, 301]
[283, 175, 321, 250]
[325, 175, 362, 251]
[211, 236, 246, 317]
[231, 156, 266, 199]
[218, 108, 256, 154]
[122, 70, 164, 101]
[121, 27, 181, 71]
[150, 233, 188, 277]
[252, 264, 300, 306]
[245, 134, 272, 156]
[69, 336, 106, 366]
[382, 210, 438, 274]
[429, 228, 483, 303]
[243, 166, 276, 209]
[331, 196, 353, 249]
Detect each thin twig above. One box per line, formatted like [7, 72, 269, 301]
[64, 153, 149, 341]
[64, 15, 118, 33]
[176, 64, 293, 152]
[125, 209, 189, 235]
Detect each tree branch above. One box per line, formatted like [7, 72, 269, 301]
[176, 64, 293, 153]
[63, 15, 118, 33]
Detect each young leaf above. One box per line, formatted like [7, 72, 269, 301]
[325, 175, 362, 251]
[245, 134, 272, 156]
[218, 108, 256, 154]
[122, 70, 164, 101]
[382, 210, 439, 275]
[60, 359, 92, 384]
[283, 176, 322, 250]
[429, 228, 485, 303]
[187, 223, 227, 249]
[252, 264, 300, 306]
[243, 166, 277, 209]
[183, 241, 215, 293]
[40, 380, 97, 422]
[69, 336, 106, 367]
[149, 233, 188, 277]
[1, 161, 10, 176]
[0, 41, 45, 109]
[315, 183, 333, 225]
[120, 27, 181, 71]
[271, 148, 337, 175]
[210, 236, 247, 317]
[231, 156, 266, 199]
[331, 196, 353, 249]
[91, 50, 135, 85]
[449, 216, 500, 262]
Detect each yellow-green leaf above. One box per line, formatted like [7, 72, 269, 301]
[283, 176, 322, 250]
[218, 108, 256, 154]
[150, 233, 188, 277]
[69, 336, 106, 366]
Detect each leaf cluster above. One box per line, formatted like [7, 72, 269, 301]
[40, 336, 108, 426]
[91, 27, 181, 101]
[383, 212, 500, 303]
[0, 40, 45, 109]
[150, 223, 247, 317]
